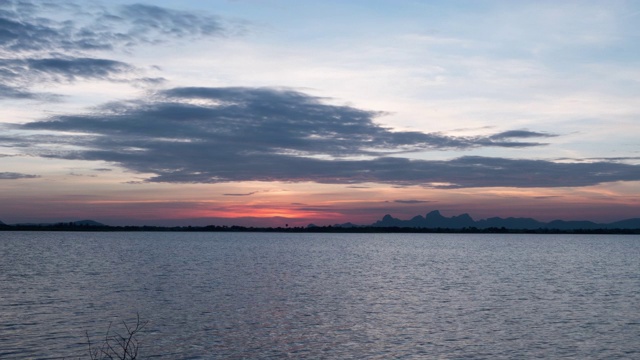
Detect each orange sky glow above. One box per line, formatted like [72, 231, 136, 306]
[1, 1, 639, 226]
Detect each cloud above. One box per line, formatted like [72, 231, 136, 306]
[0, 57, 140, 90]
[11, 86, 640, 188]
[0, 172, 38, 179]
[0, 1, 230, 54]
[118, 4, 227, 40]
[489, 130, 556, 140]
[0, 0, 232, 99]
[556, 156, 640, 164]
[223, 192, 258, 196]
[0, 83, 60, 101]
[413, 156, 640, 188]
[394, 200, 433, 204]
[22, 57, 133, 81]
[19, 86, 551, 158]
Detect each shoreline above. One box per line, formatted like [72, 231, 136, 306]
[1, 224, 639, 234]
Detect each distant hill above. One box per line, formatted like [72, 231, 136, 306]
[11, 220, 106, 227]
[73, 220, 105, 226]
[369, 210, 640, 230]
[2, 214, 638, 232]
[607, 218, 640, 229]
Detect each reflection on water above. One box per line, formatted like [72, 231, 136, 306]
[1, 232, 639, 358]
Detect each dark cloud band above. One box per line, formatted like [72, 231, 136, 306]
[12, 86, 639, 188]
[0, 0, 231, 99]
[0, 172, 39, 180]
[0, 1, 229, 53]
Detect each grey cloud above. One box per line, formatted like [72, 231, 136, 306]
[14, 86, 640, 188]
[474, 130, 557, 148]
[119, 4, 225, 40]
[409, 156, 640, 188]
[0, 1, 228, 99]
[25, 57, 133, 81]
[490, 130, 556, 140]
[0, 1, 230, 53]
[394, 200, 432, 204]
[0, 172, 38, 179]
[0, 83, 45, 100]
[223, 192, 258, 196]
[0, 57, 136, 88]
[22, 86, 550, 155]
[0, 10, 71, 52]
[0, 8, 120, 53]
[556, 156, 640, 164]
[114, 154, 640, 188]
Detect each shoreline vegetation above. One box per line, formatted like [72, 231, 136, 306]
[2, 211, 639, 234]
[1, 223, 638, 234]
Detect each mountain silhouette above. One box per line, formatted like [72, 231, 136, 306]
[10, 219, 106, 227]
[72, 220, 105, 226]
[371, 211, 640, 230]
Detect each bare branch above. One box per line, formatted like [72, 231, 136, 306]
[85, 314, 146, 360]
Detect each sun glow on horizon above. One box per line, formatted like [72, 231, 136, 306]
[0, 0, 639, 226]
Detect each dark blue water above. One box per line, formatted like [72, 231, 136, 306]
[1, 232, 639, 358]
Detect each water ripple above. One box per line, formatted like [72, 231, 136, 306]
[0, 232, 639, 358]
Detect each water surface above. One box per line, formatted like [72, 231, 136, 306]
[1, 232, 639, 358]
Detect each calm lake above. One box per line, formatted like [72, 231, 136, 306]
[1, 232, 639, 359]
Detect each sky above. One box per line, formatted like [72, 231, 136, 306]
[1, 0, 639, 226]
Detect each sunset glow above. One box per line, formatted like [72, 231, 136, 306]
[1, 0, 639, 226]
